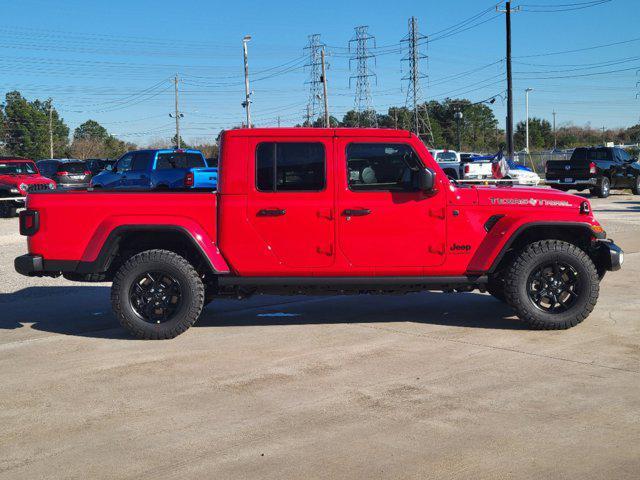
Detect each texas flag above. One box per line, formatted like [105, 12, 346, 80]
[491, 150, 509, 179]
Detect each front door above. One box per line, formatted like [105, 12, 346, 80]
[247, 138, 334, 269]
[336, 139, 447, 269]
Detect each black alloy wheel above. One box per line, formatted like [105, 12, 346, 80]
[129, 271, 183, 324]
[527, 261, 580, 314]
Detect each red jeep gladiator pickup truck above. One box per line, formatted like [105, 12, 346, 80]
[15, 128, 623, 339]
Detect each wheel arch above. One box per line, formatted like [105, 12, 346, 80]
[77, 225, 229, 278]
[487, 222, 599, 275]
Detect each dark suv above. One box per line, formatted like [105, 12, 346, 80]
[36, 159, 92, 190]
[546, 146, 640, 198]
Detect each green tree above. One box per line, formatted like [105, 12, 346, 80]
[2, 91, 69, 159]
[341, 109, 378, 128]
[514, 118, 553, 151]
[74, 120, 109, 141]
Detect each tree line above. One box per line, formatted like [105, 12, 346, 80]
[2, 89, 639, 160]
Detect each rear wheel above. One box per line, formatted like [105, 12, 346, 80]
[593, 177, 610, 198]
[504, 240, 599, 329]
[111, 249, 205, 339]
[631, 176, 640, 195]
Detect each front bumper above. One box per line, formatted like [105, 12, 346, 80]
[595, 239, 624, 272]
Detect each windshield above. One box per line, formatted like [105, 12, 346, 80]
[156, 152, 206, 169]
[436, 152, 457, 162]
[0, 162, 37, 174]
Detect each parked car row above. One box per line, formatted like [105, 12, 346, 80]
[427, 149, 542, 186]
[0, 149, 218, 218]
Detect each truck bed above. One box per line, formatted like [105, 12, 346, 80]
[25, 190, 218, 263]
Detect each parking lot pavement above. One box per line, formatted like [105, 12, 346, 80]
[1, 193, 639, 480]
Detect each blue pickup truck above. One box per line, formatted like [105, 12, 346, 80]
[90, 149, 217, 190]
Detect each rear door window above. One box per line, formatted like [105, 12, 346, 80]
[256, 142, 325, 192]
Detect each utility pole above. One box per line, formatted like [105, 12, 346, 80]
[321, 47, 330, 127]
[48, 103, 54, 158]
[454, 109, 463, 151]
[169, 74, 184, 148]
[277, 116, 281, 127]
[242, 35, 252, 128]
[401, 17, 434, 146]
[552, 110, 557, 150]
[349, 26, 377, 127]
[498, 2, 519, 160]
[602, 126, 606, 144]
[525, 87, 533, 153]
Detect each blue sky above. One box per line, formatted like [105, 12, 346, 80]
[1, 0, 638, 145]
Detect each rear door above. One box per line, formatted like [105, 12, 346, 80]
[335, 138, 447, 269]
[246, 137, 334, 269]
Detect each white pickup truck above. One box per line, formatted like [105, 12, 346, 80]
[462, 154, 541, 185]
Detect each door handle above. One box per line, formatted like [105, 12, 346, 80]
[257, 208, 286, 217]
[342, 209, 371, 217]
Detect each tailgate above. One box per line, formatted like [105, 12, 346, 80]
[545, 160, 591, 180]
[192, 167, 218, 188]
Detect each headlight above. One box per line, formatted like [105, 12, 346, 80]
[19, 183, 28, 192]
[49, 183, 56, 190]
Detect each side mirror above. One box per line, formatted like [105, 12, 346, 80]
[418, 167, 435, 192]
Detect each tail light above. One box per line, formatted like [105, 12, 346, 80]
[464, 164, 470, 174]
[84, 170, 91, 175]
[589, 162, 597, 174]
[184, 172, 194, 188]
[56, 171, 68, 176]
[19, 210, 40, 236]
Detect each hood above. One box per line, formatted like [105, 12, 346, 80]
[475, 185, 586, 210]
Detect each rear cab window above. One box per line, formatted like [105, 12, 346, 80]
[60, 162, 87, 174]
[435, 151, 457, 162]
[156, 152, 206, 170]
[571, 148, 613, 163]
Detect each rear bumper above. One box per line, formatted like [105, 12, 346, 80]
[14, 254, 75, 277]
[545, 178, 597, 186]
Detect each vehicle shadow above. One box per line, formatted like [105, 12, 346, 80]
[0, 286, 527, 338]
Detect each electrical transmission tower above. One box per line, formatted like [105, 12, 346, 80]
[401, 17, 434, 146]
[349, 26, 377, 127]
[304, 34, 325, 126]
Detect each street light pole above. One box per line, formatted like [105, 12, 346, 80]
[242, 35, 252, 128]
[525, 87, 533, 153]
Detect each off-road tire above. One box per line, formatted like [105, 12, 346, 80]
[0, 204, 17, 218]
[504, 240, 599, 330]
[593, 177, 610, 198]
[631, 176, 640, 195]
[111, 249, 205, 339]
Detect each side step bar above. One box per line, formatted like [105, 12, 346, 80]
[218, 276, 487, 288]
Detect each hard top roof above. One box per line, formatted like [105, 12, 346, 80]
[222, 127, 413, 139]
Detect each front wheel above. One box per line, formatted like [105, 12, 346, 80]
[111, 249, 205, 339]
[504, 240, 599, 330]
[0, 204, 17, 218]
